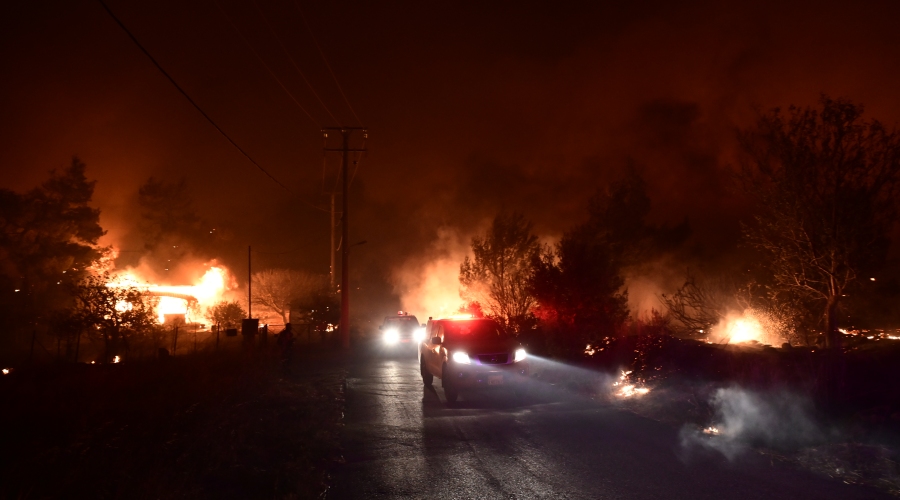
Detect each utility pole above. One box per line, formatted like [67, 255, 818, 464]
[330, 192, 336, 289]
[323, 127, 366, 350]
[248, 245, 252, 318]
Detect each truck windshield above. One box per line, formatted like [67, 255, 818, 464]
[383, 316, 419, 328]
[443, 320, 507, 342]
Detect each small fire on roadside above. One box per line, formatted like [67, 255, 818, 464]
[612, 370, 651, 398]
[703, 426, 720, 435]
[113, 356, 121, 364]
[2, 368, 10, 375]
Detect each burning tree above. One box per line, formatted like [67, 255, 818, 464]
[459, 212, 541, 333]
[739, 97, 900, 350]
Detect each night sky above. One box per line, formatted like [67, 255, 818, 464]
[3, 0, 900, 319]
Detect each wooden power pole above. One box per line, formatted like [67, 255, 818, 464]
[330, 192, 336, 289]
[323, 127, 366, 349]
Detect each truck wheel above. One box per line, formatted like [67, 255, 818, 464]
[444, 385, 459, 404]
[442, 364, 458, 404]
[421, 359, 433, 387]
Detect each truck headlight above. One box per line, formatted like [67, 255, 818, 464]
[383, 328, 399, 344]
[514, 348, 526, 362]
[451, 351, 471, 364]
[413, 327, 426, 342]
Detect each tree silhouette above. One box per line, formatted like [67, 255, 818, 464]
[739, 96, 900, 350]
[251, 269, 329, 324]
[0, 158, 106, 349]
[459, 212, 541, 333]
[206, 300, 246, 329]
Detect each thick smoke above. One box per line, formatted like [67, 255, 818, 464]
[390, 227, 471, 320]
[680, 386, 823, 460]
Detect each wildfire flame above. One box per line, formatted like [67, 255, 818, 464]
[112, 355, 121, 363]
[107, 265, 235, 324]
[712, 309, 784, 346]
[2, 368, 10, 375]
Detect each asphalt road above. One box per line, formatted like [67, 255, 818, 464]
[328, 350, 890, 499]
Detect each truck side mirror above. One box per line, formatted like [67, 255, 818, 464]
[431, 337, 442, 345]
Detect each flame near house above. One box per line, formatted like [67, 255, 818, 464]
[107, 264, 236, 324]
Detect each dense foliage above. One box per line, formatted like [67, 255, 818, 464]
[0, 158, 106, 354]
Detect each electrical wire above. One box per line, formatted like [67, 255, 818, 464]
[214, 0, 320, 129]
[252, 0, 340, 126]
[292, 0, 363, 126]
[96, 0, 330, 214]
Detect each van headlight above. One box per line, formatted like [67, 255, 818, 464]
[514, 348, 526, 362]
[451, 351, 471, 364]
[383, 328, 400, 344]
[413, 327, 426, 342]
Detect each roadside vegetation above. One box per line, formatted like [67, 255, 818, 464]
[457, 97, 900, 495]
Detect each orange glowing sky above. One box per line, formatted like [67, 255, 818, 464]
[3, 0, 900, 316]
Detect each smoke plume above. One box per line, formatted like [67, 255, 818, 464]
[391, 227, 471, 320]
[680, 386, 823, 460]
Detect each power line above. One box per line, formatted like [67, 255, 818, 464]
[251, 0, 340, 126]
[214, 0, 321, 129]
[292, 0, 363, 126]
[96, 0, 330, 214]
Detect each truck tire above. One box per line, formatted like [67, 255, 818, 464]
[421, 358, 433, 387]
[442, 364, 458, 404]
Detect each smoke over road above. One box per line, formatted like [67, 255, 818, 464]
[680, 386, 823, 460]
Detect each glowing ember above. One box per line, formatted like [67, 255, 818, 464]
[617, 385, 650, 397]
[703, 426, 720, 435]
[112, 356, 121, 363]
[612, 370, 650, 397]
[2, 368, 10, 375]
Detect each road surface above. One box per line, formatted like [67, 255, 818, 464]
[328, 350, 889, 499]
